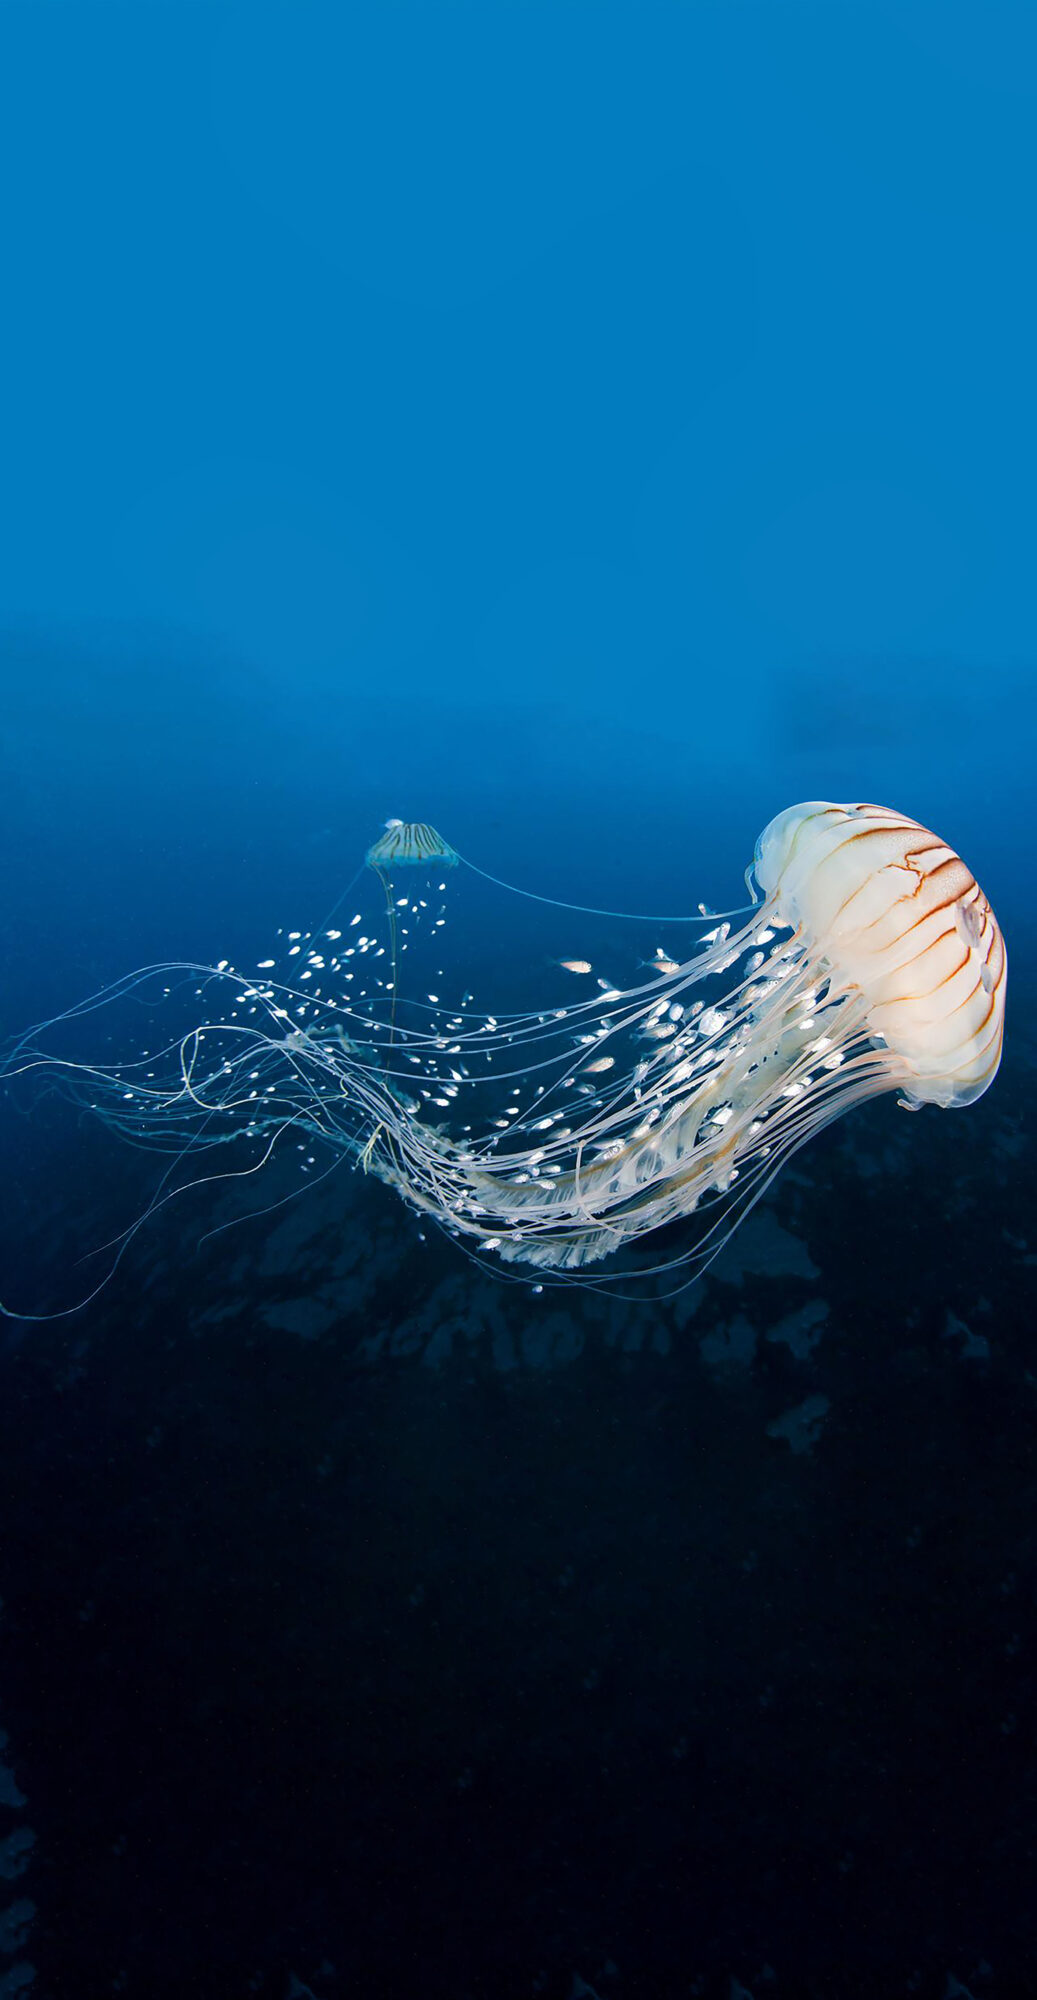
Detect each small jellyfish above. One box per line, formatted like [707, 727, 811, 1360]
[365, 820, 459, 870]
[365, 821, 458, 1046]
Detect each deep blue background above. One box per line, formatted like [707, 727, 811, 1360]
[2, 1, 1033, 1013]
[2, 9, 1036, 1998]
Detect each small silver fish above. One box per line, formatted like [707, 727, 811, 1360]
[643, 955, 680, 976]
[558, 958, 592, 975]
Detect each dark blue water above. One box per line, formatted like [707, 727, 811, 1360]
[1, 5, 1035, 1995]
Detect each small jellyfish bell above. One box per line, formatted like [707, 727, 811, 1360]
[366, 821, 459, 871]
[0, 798, 1007, 1314]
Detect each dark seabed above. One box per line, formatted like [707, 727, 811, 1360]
[1, 995, 1033, 2000]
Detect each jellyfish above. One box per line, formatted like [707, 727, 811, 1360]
[354, 799, 1006, 1278]
[364, 820, 459, 1046]
[0, 800, 1006, 1312]
[365, 820, 460, 872]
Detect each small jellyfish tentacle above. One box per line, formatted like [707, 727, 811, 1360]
[457, 854, 757, 927]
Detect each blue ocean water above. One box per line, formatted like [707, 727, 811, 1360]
[0, 4, 1035, 1996]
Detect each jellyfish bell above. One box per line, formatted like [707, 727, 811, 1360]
[754, 802, 1006, 1109]
[0, 797, 1007, 1315]
[366, 821, 459, 870]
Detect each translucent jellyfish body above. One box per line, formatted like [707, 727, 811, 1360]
[364, 801, 1006, 1274]
[0, 802, 1007, 1309]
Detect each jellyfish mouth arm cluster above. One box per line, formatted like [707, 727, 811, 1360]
[367, 929, 904, 1274]
[0, 801, 1006, 1311]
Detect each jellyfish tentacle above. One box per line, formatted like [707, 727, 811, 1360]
[459, 854, 756, 925]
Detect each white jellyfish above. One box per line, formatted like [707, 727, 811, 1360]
[357, 801, 1007, 1276]
[0, 802, 1007, 1311]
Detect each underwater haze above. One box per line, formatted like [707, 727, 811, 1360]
[1, 4, 1035, 1997]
